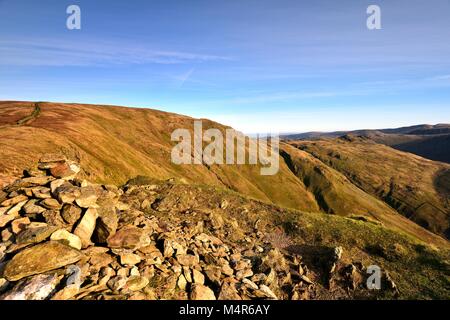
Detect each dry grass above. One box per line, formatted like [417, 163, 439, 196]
[288, 137, 450, 240]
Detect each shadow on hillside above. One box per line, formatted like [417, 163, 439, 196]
[285, 244, 335, 286]
[434, 169, 450, 200]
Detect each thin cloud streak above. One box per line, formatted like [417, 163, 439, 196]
[0, 38, 232, 66]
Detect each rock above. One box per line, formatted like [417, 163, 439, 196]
[0, 273, 60, 300]
[117, 268, 129, 277]
[50, 229, 82, 250]
[107, 225, 150, 250]
[115, 202, 130, 211]
[54, 183, 80, 204]
[51, 284, 79, 300]
[220, 199, 229, 209]
[176, 254, 199, 267]
[73, 208, 98, 248]
[23, 199, 46, 215]
[204, 266, 222, 286]
[75, 186, 98, 208]
[190, 284, 216, 300]
[42, 210, 68, 228]
[0, 211, 19, 228]
[1, 228, 14, 242]
[236, 268, 253, 280]
[61, 204, 82, 225]
[172, 241, 186, 255]
[192, 269, 205, 285]
[209, 213, 223, 230]
[49, 161, 80, 179]
[40, 198, 62, 210]
[163, 239, 175, 257]
[333, 246, 343, 261]
[195, 233, 211, 243]
[384, 272, 398, 292]
[28, 222, 48, 228]
[221, 264, 234, 276]
[4, 200, 28, 217]
[299, 274, 314, 285]
[107, 276, 128, 292]
[182, 267, 193, 282]
[130, 266, 140, 277]
[233, 259, 251, 271]
[98, 267, 115, 285]
[126, 276, 149, 291]
[218, 282, 242, 300]
[3, 241, 83, 281]
[0, 206, 11, 215]
[31, 187, 51, 199]
[1, 195, 28, 207]
[16, 225, 58, 244]
[343, 264, 358, 289]
[50, 179, 66, 193]
[89, 252, 113, 270]
[38, 154, 66, 169]
[4, 176, 54, 193]
[11, 217, 31, 234]
[93, 205, 118, 243]
[0, 278, 9, 294]
[120, 252, 142, 266]
[257, 284, 278, 300]
[242, 278, 259, 290]
[177, 274, 187, 290]
[65, 264, 82, 287]
[23, 168, 46, 178]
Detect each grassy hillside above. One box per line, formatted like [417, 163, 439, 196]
[0, 101, 448, 248]
[0, 101, 319, 213]
[371, 133, 450, 164]
[288, 137, 450, 240]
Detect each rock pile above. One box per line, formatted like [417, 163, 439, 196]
[0, 154, 394, 300]
[0, 155, 305, 300]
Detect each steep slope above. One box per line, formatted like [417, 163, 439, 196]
[288, 137, 450, 239]
[280, 144, 449, 247]
[1, 101, 448, 248]
[0, 101, 318, 213]
[370, 133, 450, 164]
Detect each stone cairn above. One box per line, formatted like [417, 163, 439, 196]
[0, 154, 310, 300]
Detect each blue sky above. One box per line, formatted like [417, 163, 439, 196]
[0, 0, 450, 133]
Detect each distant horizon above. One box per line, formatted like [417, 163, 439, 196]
[1, 1, 450, 133]
[2, 98, 448, 136]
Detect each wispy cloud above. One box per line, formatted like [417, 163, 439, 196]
[426, 74, 450, 81]
[173, 68, 195, 88]
[0, 38, 232, 66]
[209, 89, 374, 105]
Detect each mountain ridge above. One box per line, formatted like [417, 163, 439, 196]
[1, 101, 448, 248]
[281, 124, 450, 164]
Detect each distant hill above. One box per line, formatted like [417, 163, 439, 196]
[281, 124, 450, 163]
[287, 137, 450, 239]
[0, 101, 448, 247]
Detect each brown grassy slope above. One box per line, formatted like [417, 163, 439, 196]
[1, 101, 448, 248]
[280, 143, 449, 247]
[288, 137, 450, 239]
[0, 101, 35, 126]
[0, 101, 318, 213]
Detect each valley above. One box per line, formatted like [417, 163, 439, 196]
[0, 101, 449, 300]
